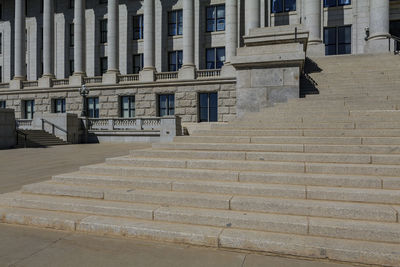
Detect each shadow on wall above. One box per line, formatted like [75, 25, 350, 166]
[300, 58, 322, 98]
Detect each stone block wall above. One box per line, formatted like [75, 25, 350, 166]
[0, 109, 16, 149]
[0, 80, 236, 124]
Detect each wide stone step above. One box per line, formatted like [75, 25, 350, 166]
[130, 149, 400, 165]
[76, 165, 393, 189]
[154, 142, 400, 155]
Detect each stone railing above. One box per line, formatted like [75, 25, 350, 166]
[16, 119, 33, 130]
[156, 72, 178, 81]
[53, 79, 70, 86]
[84, 76, 102, 84]
[119, 74, 139, 83]
[197, 69, 221, 79]
[22, 81, 39, 88]
[0, 83, 9, 89]
[88, 117, 162, 131]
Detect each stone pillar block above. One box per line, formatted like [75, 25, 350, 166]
[139, 68, 155, 82]
[221, 64, 236, 78]
[160, 116, 182, 142]
[10, 79, 24, 89]
[69, 74, 84, 86]
[178, 65, 196, 80]
[102, 72, 119, 84]
[38, 76, 53, 88]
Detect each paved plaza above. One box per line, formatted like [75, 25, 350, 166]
[0, 144, 355, 267]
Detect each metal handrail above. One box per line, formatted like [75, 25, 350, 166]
[16, 129, 27, 148]
[41, 118, 68, 135]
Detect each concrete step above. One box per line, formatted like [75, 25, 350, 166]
[154, 142, 400, 154]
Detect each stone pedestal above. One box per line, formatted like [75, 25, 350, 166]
[366, 38, 390, 54]
[178, 65, 196, 80]
[102, 71, 119, 84]
[221, 64, 236, 77]
[139, 68, 155, 82]
[10, 79, 24, 89]
[69, 74, 85, 86]
[231, 25, 308, 117]
[38, 76, 54, 88]
[307, 43, 325, 57]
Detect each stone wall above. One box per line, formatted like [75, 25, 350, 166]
[0, 109, 16, 149]
[0, 80, 236, 124]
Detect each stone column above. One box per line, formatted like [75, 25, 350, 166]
[221, 0, 237, 77]
[11, 0, 26, 89]
[303, 0, 324, 56]
[367, 0, 390, 53]
[70, 0, 86, 86]
[245, 0, 260, 36]
[140, 0, 155, 82]
[39, 0, 55, 87]
[179, 0, 196, 80]
[103, 0, 119, 84]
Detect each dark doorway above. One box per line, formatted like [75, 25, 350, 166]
[390, 20, 400, 51]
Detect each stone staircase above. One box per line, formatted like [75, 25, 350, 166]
[2, 53, 400, 266]
[16, 129, 69, 147]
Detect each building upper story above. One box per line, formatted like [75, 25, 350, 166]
[0, 0, 398, 83]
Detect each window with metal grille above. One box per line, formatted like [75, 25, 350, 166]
[100, 57, 107, 74]
[69, 23, 74, 47]
[24, 100, 35, 119]
[133, 54, 143, 74]
[87, 97, 99, 118]
[324, 0, 351, 8]
[133, 15, 144, 40]
[324, 25, 351, 55]
[100, 19, 107, 44]
[0, 101, 6, 109]
[271, 0, 296, 13]
[54, 99, 66, 113]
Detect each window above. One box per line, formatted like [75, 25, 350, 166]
[199, 93, 218, 122]
[100, 19, 107, 44]
[24, 100, 35, 119]
[158, 94, 175, 117]
[120, 96, 135, 118]
[40, 0, 43, 13]
[168, 10, 183, 36]
[69, 0, 74, 9]
[54, 99, 66, 113]
[324, 25, 351, 55]
[206, 47, 225, 69]
[133, 54, 143, 74]
[69, 23, 74, 47]
[100, 57, 108, 74]
[133, 15, 144, 40]
[0, 4, 2, 20]
[324, 0, 351, 8]
[99, 0, 107, 4]
[0, 101, 5, 109]
[69, 60, 74, 76]
[168, 51, 183, 71]
[271, 0, 296, 13]
[87, 97, 99, 118]
[0, 33, 2, 54]
[206, 5, 225, 32]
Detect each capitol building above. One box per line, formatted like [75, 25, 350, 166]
[0, 0, 398, 124]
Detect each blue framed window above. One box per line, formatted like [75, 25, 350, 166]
[120, 96, 135, 118]
[133, 15, 143, 40]
[168, 51, 183, 71]
[206, 47, 225, 69]
[324, 25, 351, 55]
[324, 0, 351, 8]
[0, 100, 5, 108]
[100, 19, 107, 43]
[206, 5, 225, 32]
[87, 97, 99, 118]
[168, 10, 183, 36]
[158, 94, 175, 117]
[199, 93, 218, 122]
[24, 100, 35, 119]
[271, 0, 296, 13]
[54, 99, 66, 113]
[133, 54, 143, 74]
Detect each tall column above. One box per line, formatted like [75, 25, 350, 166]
[303, 0, 324, 56]
[143, 0, 154, 69]
[42, 0, 55, 79]
[245, 0, 260, 35]
[140, 0, 155, 82]
[103, 0, 119, 83]
[367, 0, 390, 53]
[225, 0, 238, 64]
[14, 0, 26, 81]
[179, 0, 196, 79]
[74, 0, 86, 76]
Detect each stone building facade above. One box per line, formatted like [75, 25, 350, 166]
[0, 0, 399, 124]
